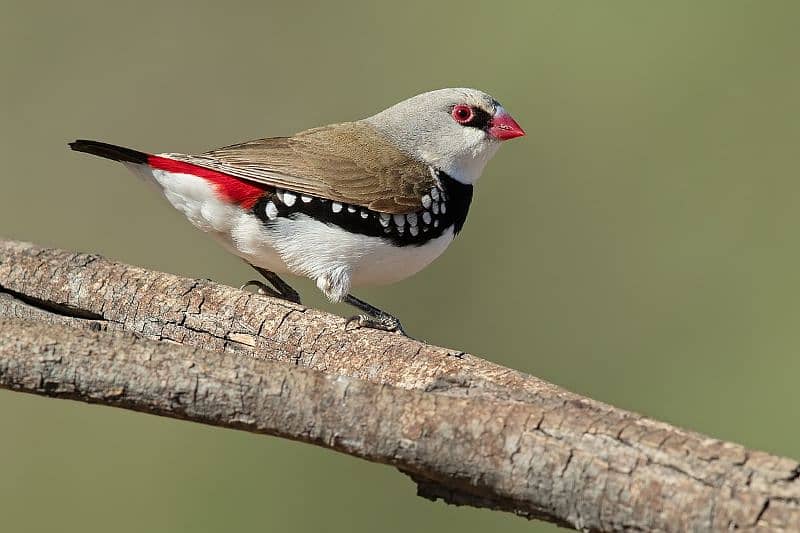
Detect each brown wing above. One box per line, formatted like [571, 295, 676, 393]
[164, 122, 436, 214]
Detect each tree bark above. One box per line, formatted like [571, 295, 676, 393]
[0, 239, 797, 531]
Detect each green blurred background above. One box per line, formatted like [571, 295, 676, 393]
[1, 1, 799, 531]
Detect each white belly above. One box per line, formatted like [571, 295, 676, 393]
[233, 213, 454, 288]
[125, 163, 455, 300]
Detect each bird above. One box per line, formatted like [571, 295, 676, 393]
[69, 88, 524, 335]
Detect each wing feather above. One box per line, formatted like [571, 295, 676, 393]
[163, 122, 435, 214]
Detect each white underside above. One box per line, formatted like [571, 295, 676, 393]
[124, 162, 455, 301]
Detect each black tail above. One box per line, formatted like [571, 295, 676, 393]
[69, 139, 150, 164]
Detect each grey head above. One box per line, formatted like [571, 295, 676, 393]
[363, 88, 524, 184]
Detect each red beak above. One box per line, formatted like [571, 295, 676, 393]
[488, 109, 525, 141]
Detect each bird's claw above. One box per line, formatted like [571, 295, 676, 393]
[240, 279, 284, 299]
[240, 280, 302, 305]
[345, 313, 406, 335]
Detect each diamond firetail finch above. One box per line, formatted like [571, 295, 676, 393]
[70, 88, 525, 334]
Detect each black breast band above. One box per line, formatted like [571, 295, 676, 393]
[252, 168, 473, 247]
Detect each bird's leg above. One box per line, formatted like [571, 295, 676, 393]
[240, 265, 302, 304]
[343, 294, 406, 335]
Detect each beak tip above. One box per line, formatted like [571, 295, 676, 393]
[489, 112, 525, 141]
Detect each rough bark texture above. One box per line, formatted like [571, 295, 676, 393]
[0, 239, 797, 532]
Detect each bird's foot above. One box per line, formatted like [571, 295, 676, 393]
[240, 280, 301, 304]
[246, 265, 302, 304]
[343, 293, 407, 335]
[240, 279, 280, 297]
[345, 312, 406, 335]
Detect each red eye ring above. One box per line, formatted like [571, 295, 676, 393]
[452, 104, 474, 124]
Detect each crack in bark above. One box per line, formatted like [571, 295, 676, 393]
[0, 284, 105, 321]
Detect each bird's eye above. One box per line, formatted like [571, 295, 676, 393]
[451, 104, 474, 124]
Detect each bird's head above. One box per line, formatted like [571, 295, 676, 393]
[364, 88, 524, 184]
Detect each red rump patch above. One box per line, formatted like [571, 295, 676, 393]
[148, 155, 269, 209]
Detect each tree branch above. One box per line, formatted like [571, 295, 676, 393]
[0, 239, 797, 531]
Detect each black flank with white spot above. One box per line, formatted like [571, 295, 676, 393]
[252, 168, 473, 247]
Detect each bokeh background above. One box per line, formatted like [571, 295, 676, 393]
[1, 1, 799, 531]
